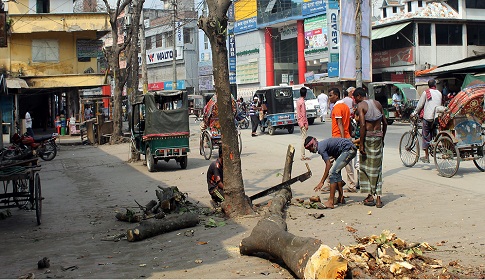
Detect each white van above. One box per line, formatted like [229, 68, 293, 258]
[291, 85, 321, 125]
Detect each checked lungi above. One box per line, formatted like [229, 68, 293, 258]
[359, 130, 383, 196]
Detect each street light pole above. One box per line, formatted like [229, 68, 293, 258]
[172, 0, 177, 90]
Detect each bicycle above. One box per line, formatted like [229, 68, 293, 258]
[399, 115, 436, 167]
[199, 118, 242, 160]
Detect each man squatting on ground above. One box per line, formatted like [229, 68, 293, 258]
[304, 136, 357, 209]
[207, 148, 224, 204]
[354, 87, 387, 208]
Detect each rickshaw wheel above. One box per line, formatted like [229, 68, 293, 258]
[13, 178, 31, 209]
[268, 125, 275, 135]
[202, 132, 213, 160]
[146, 147, 156, 172]
[34, 173, 42, 225]
[288, 126, 294, 134]
[180, 156, 188, 169]
[433, 136, 460, 178]
[399, 131, 419, 167]
[473, 143, 485, 172]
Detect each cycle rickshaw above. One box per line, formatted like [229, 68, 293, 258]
[399, 84, 485, 177]
[0, 157, 42, 225]
[199, 95, 242, 160]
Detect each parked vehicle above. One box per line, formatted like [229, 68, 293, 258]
[254, 86, 296, 135]
[8, 133, 57, 161]
[188, 94, 204, 118]
[291, 85, 321, 125]
[131, 90, 190, 172]
[368, 82, 418, 124]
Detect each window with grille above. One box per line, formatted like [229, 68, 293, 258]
[32, 39, 59, 62]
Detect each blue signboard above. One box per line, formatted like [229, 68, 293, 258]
[302, 0, 326, 16]
[328, 0, 339, 9]
[328, 61, 339, 78]
[163, 80, 185, 90]
[234, 17, 257, 34]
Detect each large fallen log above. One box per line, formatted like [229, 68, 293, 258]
[240, 145, 348, 279]
[127, 212, 199, 242]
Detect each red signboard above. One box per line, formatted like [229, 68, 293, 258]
[148, 82, 164, 91]
[0, 12, 7, 48]
[372, 47, 413, 68]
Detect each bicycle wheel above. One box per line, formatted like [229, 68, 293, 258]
[13, 178, 31, 209]
[473, 143, 485, 172]
[202, 132, 213, 160]
[433, 136, 460, 178]
[34, 172, 42, 225]
[399, 131, 420, 167]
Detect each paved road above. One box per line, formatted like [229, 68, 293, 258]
[0, 116, 483, 279]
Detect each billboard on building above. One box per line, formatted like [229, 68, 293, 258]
[228, 24, 237, 84]
[372, 47, 414, 68]
[234, 0, 257, 34]
[304, 15, 328, 57]
[327, 0, 339, 77]
[139, 46, 183, 65]
[302, 0, 326, 16]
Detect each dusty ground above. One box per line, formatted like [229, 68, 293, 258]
[1, 124, 484, 279]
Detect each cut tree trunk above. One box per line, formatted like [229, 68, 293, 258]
[126, 212, 199, 242]
[240, 145, 348, 279]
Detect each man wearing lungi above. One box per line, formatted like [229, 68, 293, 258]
[354, 88, 387, 208]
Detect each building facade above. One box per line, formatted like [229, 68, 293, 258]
[0, 0, 110, 133]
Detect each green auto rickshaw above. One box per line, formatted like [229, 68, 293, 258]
[368, 82, 418, 124]
[131, 90, 190, 172]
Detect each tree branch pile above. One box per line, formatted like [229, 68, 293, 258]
[115, 186, 200, 242]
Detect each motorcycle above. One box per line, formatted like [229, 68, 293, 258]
[10, 133, 58, 161]
[236, 111, 250, 129]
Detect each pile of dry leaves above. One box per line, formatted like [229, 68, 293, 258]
[340, 229, 485, 279]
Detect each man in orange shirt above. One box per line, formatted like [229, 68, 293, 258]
[328, 88, 356, 191]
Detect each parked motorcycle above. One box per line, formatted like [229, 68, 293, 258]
[10, 133, 58, 161]
[236, 111, 250, 129]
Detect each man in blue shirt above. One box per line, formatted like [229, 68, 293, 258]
[304, 136, 357, 209]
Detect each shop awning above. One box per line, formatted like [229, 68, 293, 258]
[372, 22, 411, 40]
[23, 74, 107, 88]
[6, 78, 29, 89]
[427, 58, 485, 75]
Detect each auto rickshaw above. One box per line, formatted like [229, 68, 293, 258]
[368, 82, 418, 124]
[254, 86, 296, 135]
[131, 90, 190, 172]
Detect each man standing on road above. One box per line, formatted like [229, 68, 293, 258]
[25, 111, 34, 137]
[412, 79, 442, 163]
[207, 148, 224, 206]
[317, 90, 328, 122]
[343, 87, 356, 116]
[249, 96, 260, 137]
[354, 87, 387, 208]
[304, 136, 357, 209]
[329, 88, 356, 191]
[296, 87, 310, 161]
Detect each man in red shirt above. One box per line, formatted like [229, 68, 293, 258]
[329, 88, 356, 191]
[296, 87, 310, 161]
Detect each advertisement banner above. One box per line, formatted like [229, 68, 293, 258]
[304, 15, 328, 56]
[139, 46, 183, 65]
[234, 17, 257, 34]
[327, 1, 339, 78]
[372, 47, 414, 68]
[228, 25, 237, 84]
[176, 22, 184, 47]
[199, 76, 214, 91]
[302, 0, 326, 16]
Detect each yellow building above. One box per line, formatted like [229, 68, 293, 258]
[0, 0, 110, 134]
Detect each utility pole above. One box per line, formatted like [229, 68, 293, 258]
[140, 9, 148, 94]
[355, 0, 362, 88]
[172, 0, 177, 90]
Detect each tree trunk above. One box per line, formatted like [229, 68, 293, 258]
[240, 145, 348, 279]
[198, 0, 253, 217]
[126, 212, 199, 242]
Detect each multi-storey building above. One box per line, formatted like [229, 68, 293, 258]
[371, 0, 485, 92]
[0, 0, 110, 133]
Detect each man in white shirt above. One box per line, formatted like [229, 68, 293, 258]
[392, 89, 402, 118]
[25, 111, 34, 137]
[412, 79, 442, 163]
[317, 90, 328, 122]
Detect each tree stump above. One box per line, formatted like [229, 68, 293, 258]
[127, 212, 199, 242]
[240, 145, 348, 279]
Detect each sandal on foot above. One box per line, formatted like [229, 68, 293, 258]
[338, 197, 346, 205]
[364, 200, 376, 206]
